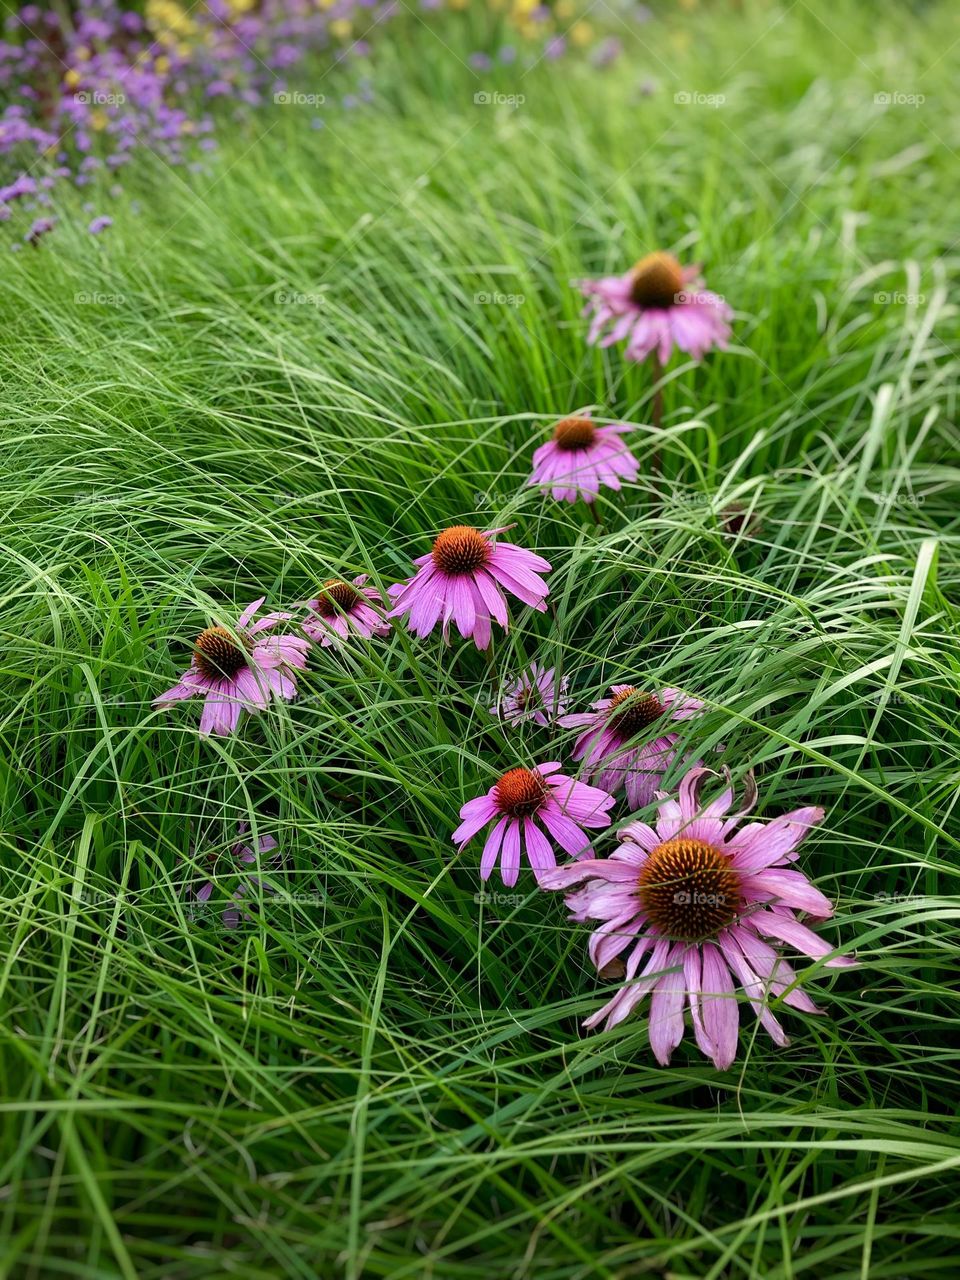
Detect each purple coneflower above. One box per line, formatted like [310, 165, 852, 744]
[542, 768, 855, 1067]
[560, 684, 704, 807]
[303, 575, 390, 648]
[490, 662, 568, 728]
[579, 251, 732, 365]
[388, 525, 550, 651]
[154, 597, 310, 737]
[454, 762, 615, 886]
[193, 823, 280, 929]
[528, 412, 639, 504]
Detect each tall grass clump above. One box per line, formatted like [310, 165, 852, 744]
[1, 1, 958, 1276]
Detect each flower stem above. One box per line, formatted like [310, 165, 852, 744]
[651, 356, 663, 479]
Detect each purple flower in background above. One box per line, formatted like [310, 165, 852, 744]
[544, 36, 567, 61]
[490, 663, 570, 728]
[25, 215, 54, 244]
[0, 0, 400, 246]
[469, 52, 493, 72]
[191, 823, 281, 929]
[592, 37, 623, 69]
[88, 215, 112, 235]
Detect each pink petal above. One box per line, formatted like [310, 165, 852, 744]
[750, 910, 856, 967]
[700, 942, 739, 1069]
[479, 816, 509, 881]
[647, 947, 687, 1064]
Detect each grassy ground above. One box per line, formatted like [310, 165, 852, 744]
[1, 1, 959, 1276]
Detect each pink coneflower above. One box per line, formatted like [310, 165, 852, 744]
[560, 684, 704, 807]
[454, 762, 615, 886]
[192, 823, 280, 929]
[542, 768, 855, 1067]
[578, 251, 732, 365]
[154, 598, 310, 737]
[303, 575, 390, 648]
[527, 413, 639, 504]
[388, 525, 551, 651]
[490, 662, 569, 728]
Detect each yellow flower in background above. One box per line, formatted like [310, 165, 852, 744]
[155, 55, 171, 75]
[570, 20, 593, 47]
[74, 46, 91, 63]
[448, 0, 470, 10]
[146, 0, 197, 44]
[556, 0, 576, 18]
[64, 68, 82, 89]
[330, 18, 353, 38]
[90, 109, 108, 132]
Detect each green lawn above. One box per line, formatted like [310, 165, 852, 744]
[1, 2, 959, 1276]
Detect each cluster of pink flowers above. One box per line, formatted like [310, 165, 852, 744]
[456, 736, 854, 1070]
[149, 241, 852, 1071]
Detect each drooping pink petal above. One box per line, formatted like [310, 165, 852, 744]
[480, 816, 510, 881]
[500, 819, 522, 887]
[749, 910, 856, 967]
[647, 950, 688, 1065]
[699, 942, 739, 1069]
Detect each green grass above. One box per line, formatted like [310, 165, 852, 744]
[2, 1, 959, 1276]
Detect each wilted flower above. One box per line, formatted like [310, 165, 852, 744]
[191, 822, 280, 929]
[490, 662, 568, 727]
[560, 684, 705, 807]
